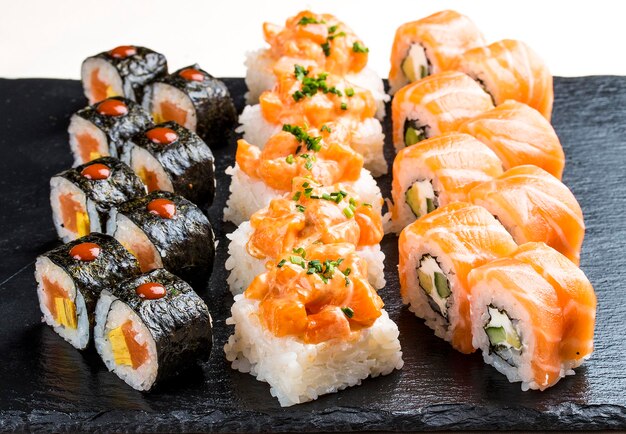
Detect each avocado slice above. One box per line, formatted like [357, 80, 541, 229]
[434, 272, 451, 298]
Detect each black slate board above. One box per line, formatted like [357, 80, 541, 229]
[0, 77, 625, 432]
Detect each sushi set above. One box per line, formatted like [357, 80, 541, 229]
[1, 8, 626, 432]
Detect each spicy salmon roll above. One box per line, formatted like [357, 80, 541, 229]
[226, 177, 386, 294]
[224, 123, 382, 225]
[245, 10, 388, 117]
[142, 64, 237, 147]
[35, 233, 141, 350]
[468, 165, 585, 265]
[121, 122, 216, 208]
[239, 61, 387, 175]
[50, 157, 146, 242]
[398, 203, 517, 353]
[81, 45, 168, 105]
[388, 133, 503, 233]
[388, 10, 485, 94]
[391, 71, 494, 152]
[94, 268, 212, 391]
[455, 40, 553, 120]
[68, 97, 153, 165]
[224, 243, 403, 407]
[107, 191, 215, 284]
[458, 100, 565, 179]
[468, 257, 565, 390]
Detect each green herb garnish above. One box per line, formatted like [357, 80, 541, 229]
[341, 307, 354, 318]
[296, 204, 306, 212]
[321, 125, 331, 133]
[352, 41, 369, 53]
[286, 154, 295, 164]
[345, 88, 355, 97]
[340, 102, 348, 110]
[277, 259, 286, 268]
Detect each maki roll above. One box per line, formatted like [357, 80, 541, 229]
[388, 10, 485, 94]
[143, 64, 236, 147]
[107, 191, 215, 284]
[398, 203, 517, 353]
[68, 97, 153, 166]
[35, 233, 141, 350]
[244, 10, 388, 117]
[50, 157, 146, 242]
[468, 165, 585, 264]
[223, 124, 382, 225]
[121, 121, 216, 208]
[458, 100, 565, 179]
[226, 177, 386, 294]
[391, 71, 494, 151]
[224, 243, 403, 407]
[455, 40, 553, 120]
[81, 45, 168, 105]
[94, 268, 212, 391]
[238, 60, 387, 175]
[388, 133, 503, 233]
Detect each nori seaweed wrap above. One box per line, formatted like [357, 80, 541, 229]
[94, 268, 212, 391]
[68, 96, 153, 165]
[81, 45, 168, 104]
[144, 64, 237, 147]
[50, 157, 146, 241]
[34, 233, 141, 349]
[121, 121, 216, 207]
[108, 191, 215, 284]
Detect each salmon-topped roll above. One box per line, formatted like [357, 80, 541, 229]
[391, 71, 494, 151]
[468, 257, 564, 390]
[388, 10, 485, 94]
[223, 123, 382, 225]
[226, 177, 386, 293]
[244, 10, 387, 115]
[468, 165, 585, 264]
[388, 133, 503, 233]
[455, 40, 553, 120]
[459, 100, 564, 179]
[512, 242, 596, 371]
[239, 60, 387, 175]
[224, 243, 403, 406]
[399, 202, 517, 353]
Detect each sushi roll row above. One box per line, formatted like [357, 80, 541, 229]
[388, 10, 553, 120]
[398, 202, 596, 391]
[239, 11, 390, 176]
[223, 12, 403, 406]
[35, 234, 213, 391]
[80, 45, 236, 147]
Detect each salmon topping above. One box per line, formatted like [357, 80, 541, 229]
[109, 320, 149, 370]
[236, 123, 363, 192]
[247, 178, 382, 260]
[245, 243, 383, 344]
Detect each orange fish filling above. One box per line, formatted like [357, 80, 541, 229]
[59, 193, 90, 237]
[108, 320, 150, 369]
[263, 11, 368, 76]
[247, 179, 382, 260]
[155, 101, 187, 126]
[138, 166, 161, 192]
[42, 277, 77, 329]
[236, 124, 363, 192]
[77, 132, 104, 163]
[246, 243, 383, 344]
[89, 69, 118, 103]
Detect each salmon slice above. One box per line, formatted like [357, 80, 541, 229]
[456, 39, 553, 120]
[390, 132, 503, 230]
[512, 242, 596, 366]
[77, 133, 104, 163]
[42, 277, 77, 329]
[391, 71, 494, 150]
[388, 10, 485, 93]
[459, 100, 564, 179]
[398, 202, 517, 353]
[468, 165, 585, 264]
[59, 193, 89, 237]
[109, 320, 150, 369]
[468, 257, 564, 390]
[156, 100, 188, 126]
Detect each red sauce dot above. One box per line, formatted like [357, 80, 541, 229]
[81, 163, 111, 180]
[136, 282, 166, 300]
[147, 198, 176, 219]
[179, 68, 205, 82]
[96, 99, 128, 116]
[69, 242, 100, 261]
[146, 127, 178, 145]
[109, 45, 137, 59]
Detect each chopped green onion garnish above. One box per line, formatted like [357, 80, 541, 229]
[296, 204, 306, 212]
[343, 207, 354, 218]
[352, 41, 369, 53]
[292, 191, 301, 201]
[286, 154, 295, 164]
[340, 102, 348, 110]
[341, 307, 354, 318]
[345, 88, 355, 97]
[277, 259, 286, 268]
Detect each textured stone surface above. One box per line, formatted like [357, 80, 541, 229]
[0, 77, 625, 432]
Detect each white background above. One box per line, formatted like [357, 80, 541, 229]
[1, 0, 624, 79]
